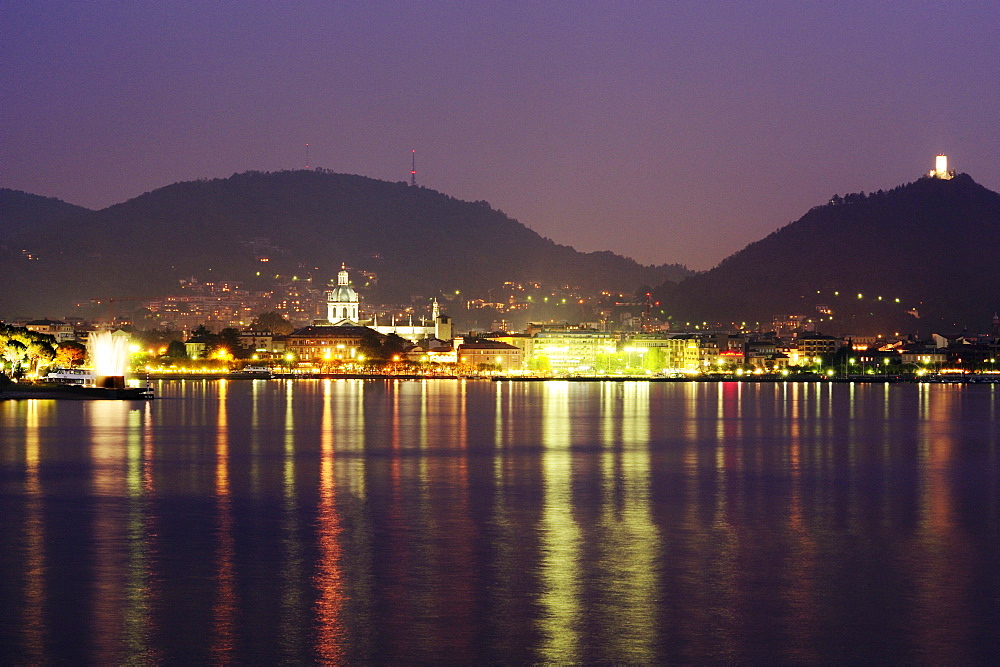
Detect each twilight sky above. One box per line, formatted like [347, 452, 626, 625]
[2, 1, 998, 270]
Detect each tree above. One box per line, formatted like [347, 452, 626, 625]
[130, 328, 183, 353]
[251, 312, 294, 335]
[358, 329, 386, 360]
[3, 340, 28, 377]
[214, 328, 243, 357]
[164, 340, 187, 358]
[27, 340, 56, 375]
[382, 333, 409, 360]
[56, 341, 87, 368]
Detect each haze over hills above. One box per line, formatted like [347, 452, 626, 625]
[0, 189, 92, 244]
[653, 173, 1000, 335]
[0, 170, 689, 319]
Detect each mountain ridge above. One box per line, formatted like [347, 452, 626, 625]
[0, 188, 91, 244]
[0, 170, 690, 319]
[653, 173, 1000, 334]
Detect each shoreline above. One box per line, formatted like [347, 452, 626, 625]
[3, 374, 993, 400]
[0, 384, 154, 401]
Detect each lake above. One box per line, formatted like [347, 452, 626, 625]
[1, 379, 998, 662]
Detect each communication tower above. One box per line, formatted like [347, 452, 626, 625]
[410, 149, 417, 186]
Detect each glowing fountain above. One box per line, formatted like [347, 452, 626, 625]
[88, 330, 130, 389]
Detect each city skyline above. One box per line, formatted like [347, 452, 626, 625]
[3, 1, 998, 270]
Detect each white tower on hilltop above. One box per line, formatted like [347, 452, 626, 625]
[929, 154, 954, 180]
[326, 264, 360, 324]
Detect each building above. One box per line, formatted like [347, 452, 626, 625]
[239, 330, 286, 357]
[531, 330, 617, 372]
[322, 264, 451, 343]
[457, 340, 522, 372]
[484, 333, 533, 369]
[325, 265, 360, 324]
[794, 333, 844, 356]
[405, 340, 457, 365]
[284, 324, 382, 365]
[185, 334, 211, 359]
[372, 299, 453, 342]
[631, 334, 697, 371]
[24, 319, 76, 343]
[900, 349, 948, 367]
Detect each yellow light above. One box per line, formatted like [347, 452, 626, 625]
[935, 154, 949, 177]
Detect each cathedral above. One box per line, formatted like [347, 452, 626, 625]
[322, 265, 451, 343]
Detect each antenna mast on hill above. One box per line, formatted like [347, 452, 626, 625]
[410, 149, 417, 186]
[305, 143, 310, 169]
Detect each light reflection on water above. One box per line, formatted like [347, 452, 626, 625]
[22, 400, 45, 663]
[1, 380, 999, 662]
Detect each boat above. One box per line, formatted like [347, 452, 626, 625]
[44, 368, 96, 385]
[229, 365, 273, 379]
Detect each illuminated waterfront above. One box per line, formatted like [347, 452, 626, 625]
[1, 380, 999, 662]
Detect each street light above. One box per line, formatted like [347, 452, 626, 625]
[624, 346, 637, 371]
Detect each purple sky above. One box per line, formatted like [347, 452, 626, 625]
[2, 1, 998, 270]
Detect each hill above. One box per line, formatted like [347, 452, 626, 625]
[0, 170, 689, 319]
[653, 173, 1000, 334]
[0, 189, 91, 244]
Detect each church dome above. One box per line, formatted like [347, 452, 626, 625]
[326, 264, 361, 323]
[327, 265, 358, 302]
[328, 284, 358, 303]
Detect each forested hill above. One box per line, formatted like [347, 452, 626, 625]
[653, 173, 1000, 334]
[0, 189, 91, 244]
[0, 170, 689, 318]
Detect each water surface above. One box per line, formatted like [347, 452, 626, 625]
[1, 379, 998, 662]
